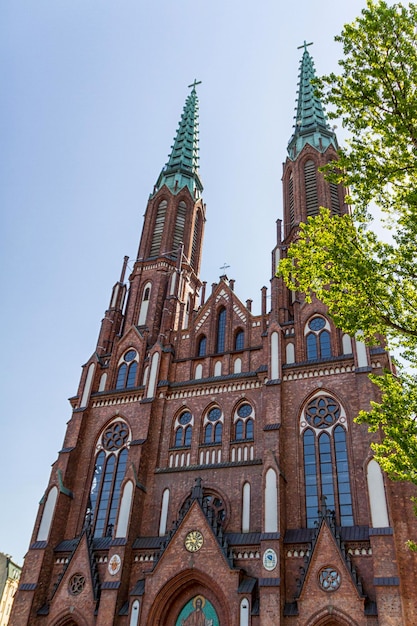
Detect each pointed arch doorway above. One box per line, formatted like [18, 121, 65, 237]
[147, 570, 228, 626]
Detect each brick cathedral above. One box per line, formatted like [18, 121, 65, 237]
[12, 47, 417, 626]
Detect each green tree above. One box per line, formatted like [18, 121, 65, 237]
[278, 0, 417, 532]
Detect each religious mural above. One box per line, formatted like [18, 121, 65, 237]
[176, 595, 219, 626]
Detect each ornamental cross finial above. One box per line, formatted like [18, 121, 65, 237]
[188, 79, 202, 91]
[297, 40, 313, 52]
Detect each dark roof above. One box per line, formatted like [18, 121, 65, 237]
[132, 536, 164, 550]
[54, 539, 78, 552]
[238, 576, 257, 593]
[101, 581, 120, 590]
[284, 602, 299, 616]
[259, 578, 280, 586]
[263, 423, 281, 431]
[284, 529, 314, 543]
[284, 526, 369, 544]
[30, 541, 48, 550]
[374, 577, 400, 586]
[130, 579, 146, 596]
[226, 532, 261, 545]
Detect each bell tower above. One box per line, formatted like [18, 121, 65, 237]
[122, 81, 205, 344]
[282, 42, 348, 242]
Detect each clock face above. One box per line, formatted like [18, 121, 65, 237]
[185, 530, 204, 552]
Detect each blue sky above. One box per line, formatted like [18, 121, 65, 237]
[1, 0, 367, 565]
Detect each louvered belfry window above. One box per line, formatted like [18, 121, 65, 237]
[150, 200, 167, 256]
[191, 212, 200, 268]
[289, 172, 295, 226]
[330, 182, 341, 216]
[173, 201, 187, 255]
[304, 160, 318, 217]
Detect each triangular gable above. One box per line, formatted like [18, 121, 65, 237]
[46, 532, 99, 622]
[151, 500, 235, 575]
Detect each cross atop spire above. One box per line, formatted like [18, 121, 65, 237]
[188, 79, 202, 91]
[287, 44, 338, 160]
[297, 40, 313, 52]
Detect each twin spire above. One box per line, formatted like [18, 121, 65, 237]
[154, 80, 203, 199]
[287, 42, 338, 160]
[154, 46, 336, 196]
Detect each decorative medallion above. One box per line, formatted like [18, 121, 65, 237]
[108, 554, 122, 576]
[318, 566, 341, 591]
[68, 573, 86, 595]
[185, 530, 204, 552]
[262, 548, 277, 571]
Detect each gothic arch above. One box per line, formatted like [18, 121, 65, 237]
[305, 605, 360, 626]
[146, 569, 229, 626]
[53, 608, 90, 626]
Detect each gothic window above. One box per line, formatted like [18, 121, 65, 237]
[138, 282, 151, 325]
[235, 329, 244, 351]
[173, 410, 193, 448]
[36, 486, 58, 542]
[305, 316, 331, 360]
[304, 159, 318, 217]
[301, 395, 353, 528]
[216, 307, 227, 353]
[191, 211, 201, 269]
[288, 171, 295, 226]
[116, 349, 138, 390]
[203, 406, 223, 444]
[150, 200, 167, 256]
[197, 335, 207, 356]
[330, 182, 341, 215]
[173, 201, 187, 254]
[88, 420, 130, 538]
[233, 402, 254, 441]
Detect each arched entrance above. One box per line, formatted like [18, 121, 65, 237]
[147, 569, 228, 626]
[306, 607, 360, 626]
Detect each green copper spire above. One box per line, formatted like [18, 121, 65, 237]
[287, 42, 338, 160]
[154, 81, 203, 198]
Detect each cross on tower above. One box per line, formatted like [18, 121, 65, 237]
[188, 79, 202, 90]
[297, 40, 313, 52]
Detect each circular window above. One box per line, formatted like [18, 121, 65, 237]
[318, 567, 341, 592]
[237, 403, 252, 418]
[124, 350, 137, 362]
[309, 317, 326, 331]
[179, 411, 192, 425]
[306, 397, 340, 429]
[102, 421, 129, 450]
[207, 407, 221, 422]
[68, 573, 86, 596]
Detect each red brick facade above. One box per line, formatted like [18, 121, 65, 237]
[11, 84, 417, 626]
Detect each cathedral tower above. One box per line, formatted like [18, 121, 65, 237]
[11, 53, 417, 626]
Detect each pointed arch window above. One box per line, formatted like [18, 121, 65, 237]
[173, 410, 193, 448]
[288, 171, 295, 226]
[203, 406, 223, 444]
[304, 160, 318, 217]
[233, 402, 254, 441]
[191, 211, 201, 269]
[305, 316, 331, 360]
[173, 201, 187, 254]
[301, 395, 353, 528]
[88, 420, 130, 538]
[235, 329, 244, 351]
[150, 200, 167, 257]
[138, 282, 151, 326]
[216, 307, 227, 353]
[330, 182, 341, 216]
[116, 350, 138, 390]
[197, 335, 207, 357]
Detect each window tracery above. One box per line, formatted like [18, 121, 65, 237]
[305, 316, 331, 360]
[88, 419, 130, 538]
[203, 406, 223, 444]
[116, 349, 138, 390]
[173, 410, 193, 448]
[301, 394, 353, 528]
[233, 402, 254, 441]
